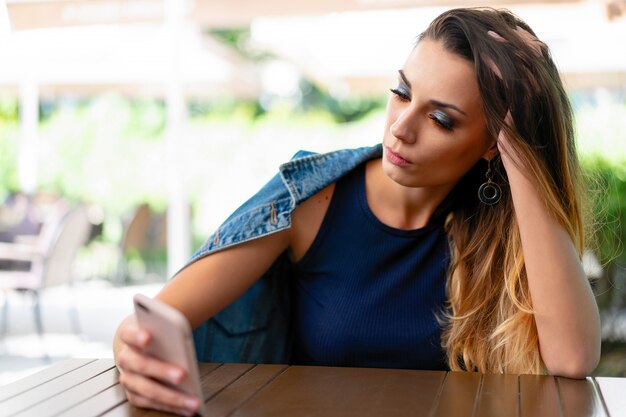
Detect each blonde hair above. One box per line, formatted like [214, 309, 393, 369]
[423, 9, 589, 374]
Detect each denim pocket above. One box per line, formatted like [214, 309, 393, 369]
[193, 253, 292, 363]
[211, 279, 273, 336]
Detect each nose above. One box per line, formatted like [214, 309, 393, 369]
[390, 107, 417, 144]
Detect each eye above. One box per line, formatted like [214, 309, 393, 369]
[428, 110, 455, 130]
[390, 87, 410, 102]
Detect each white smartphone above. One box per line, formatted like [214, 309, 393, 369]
[133, 293, 206, 416]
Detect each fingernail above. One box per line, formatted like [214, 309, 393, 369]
[136, 331, 148, 345]
[488, 30, 505, 41]
[168, 368, 183, 383]
[184, 397, 199, 410]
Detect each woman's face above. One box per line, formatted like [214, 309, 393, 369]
[382, 38, 495, 190]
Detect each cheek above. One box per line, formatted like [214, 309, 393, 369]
[448, 139, 490, 173]
[425, 134, 490, 178]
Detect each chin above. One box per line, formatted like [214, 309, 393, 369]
[382, 160, 420, 188]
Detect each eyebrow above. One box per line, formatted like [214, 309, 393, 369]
[398, 69, 468, 116]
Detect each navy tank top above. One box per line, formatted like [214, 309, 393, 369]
[291, 162, 450, 370]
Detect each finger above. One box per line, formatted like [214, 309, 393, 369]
[486, 28, 543, 94]
[503, 110, 514, 128]
[116, 344, 187, 386]
[514, 26, 544, 57]
[484, 57, 502, 80]
[496, 111, 523, 166]
[488, 27, 545, 58]
[120, 371, 201, 416]
[496, 111, 511, 144]
[118, 319, 151, 350]
[487, 30, 506, 42]
[126, 391, 197, 417]
[485, 31, 504, 80]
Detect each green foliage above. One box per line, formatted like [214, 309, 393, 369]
[583, 157, 626, 265]
[36, 94, 169, 215]
[0, 96, 20, 194]
[576, 100, 626, 312]
[188, 81, 384, 125]
[122, 99, 166, 139]
[299, 80, 385, 124]
[209, 28, 275, 62]
[594, 340, 626, 376]
[189, 99, 265, 122]
[582, 156, 626, 310]
[576, 100, 626, 263]
[0, 96, 18, 123]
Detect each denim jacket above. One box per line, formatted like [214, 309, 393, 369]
[185, 144, 383, 364]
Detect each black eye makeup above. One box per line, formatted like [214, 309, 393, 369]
[428, 110, 455, 130]
[390, 86, 410, 101]
[391, 69, 459, 131]
[390, 70, 412, 101]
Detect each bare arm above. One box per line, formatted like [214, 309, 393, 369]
[114, 228, 291, 415]
[499, 137, 601, 378]
[113, 184, 333, 415]
[486, 27, 601, 377]
[155, 229, 292, 329]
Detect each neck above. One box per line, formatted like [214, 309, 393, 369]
[365, 159, 455, 230]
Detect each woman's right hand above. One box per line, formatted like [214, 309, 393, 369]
[114, 315, 201, 417]
[113, 226, 293, 415]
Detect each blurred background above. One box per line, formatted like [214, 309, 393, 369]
[0, 0, 624, 384]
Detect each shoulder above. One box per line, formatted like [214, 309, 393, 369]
[280, 144, 382, 205]
[290, 182, 336, 263]
[293, 182, 336, 222]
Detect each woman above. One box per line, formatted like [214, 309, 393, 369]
[114, 8, 600, 416]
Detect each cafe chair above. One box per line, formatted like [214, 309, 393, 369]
[0, 204, 92, 339]
[113, 203, 167, 286]
[112, 204, 151, 286]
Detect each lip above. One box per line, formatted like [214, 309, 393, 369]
[384, 146, 412, 167]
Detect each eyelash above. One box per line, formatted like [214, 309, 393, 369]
[389, 88, 409, 101]
[390, 88, 455, 131]
[429, 110, 454, 131]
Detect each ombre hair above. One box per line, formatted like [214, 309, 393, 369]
[420, 8, 589, 374]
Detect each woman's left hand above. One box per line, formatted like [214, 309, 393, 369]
[487, 26, 601, 378]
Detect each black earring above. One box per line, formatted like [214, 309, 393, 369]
[478, 159, 501, 205]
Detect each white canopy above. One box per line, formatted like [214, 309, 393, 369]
[250, 3, 626, 92]
[0, 23, 259, 97]
[4, 0, 626, 93]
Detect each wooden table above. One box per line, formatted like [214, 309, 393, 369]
[1, 358, 625, 416]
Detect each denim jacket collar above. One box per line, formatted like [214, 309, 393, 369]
[279, 145, 383, 207]
[188, 144, 382, 264]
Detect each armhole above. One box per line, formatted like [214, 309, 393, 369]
[289, 183, 336, 264]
